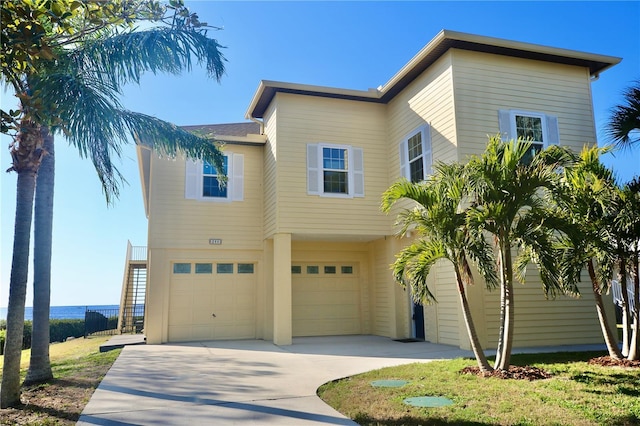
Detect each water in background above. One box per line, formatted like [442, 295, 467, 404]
[0, 305, 120, 321]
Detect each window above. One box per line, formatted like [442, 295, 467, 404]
[498, 110, 560, 161]
[217, 263, 234, 274]
[324, 266, 336, 274]
[400, 125, 432, 182]
[341, 266, 353, 274]
[185, 153, 244, 202]
[195, 263, 213, 274]
[238, 263, 255, 274]
[202, 157, 227, 198]
[307, 144, 364, 198]
[173, 263, 191, 274]
[291, 265, 302, 274]
[307, 265, 319, 274]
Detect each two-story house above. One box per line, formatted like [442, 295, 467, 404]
[136, 30, 620, 349]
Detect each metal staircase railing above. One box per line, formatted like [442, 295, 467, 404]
[118, 241, 147, 334]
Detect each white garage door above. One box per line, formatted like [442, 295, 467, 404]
[168, 261, 256, 342]
[292, 263, 361, 336]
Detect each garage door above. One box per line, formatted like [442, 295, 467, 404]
[292, 263, 361, 336]
[168, 261, 256, 342]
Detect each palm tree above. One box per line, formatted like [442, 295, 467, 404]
[614, 178, 640, 360]
[555, 146, 623, 360]
[381, 163, 498, 373]
[2, 14, 227, 407]
[24, 128, 55, 385]
[607, 81, 640, 148]
[464, 136, 577, 371]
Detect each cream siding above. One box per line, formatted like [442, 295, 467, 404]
[263, 102, 278, 238]
[450, 49, 597, 160]
[147, 145, 264, 250]
[271, 94, 391, 237]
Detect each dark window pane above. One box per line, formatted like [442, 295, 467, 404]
[307, 266, 319, 274]
[238, 263, 254, 274]
[409, 159, 424, 183]
[291, 265, 302, 274]
[195, 263, 212, 274]
[217, 263, 234, 274]
[408, 133, 423, 161]
[341, 266, 353, 274]
[173, 263, 191, 274]
[203, 176, 227, 198]
[324, 266, 336, 274]
[323, 171, 348, 193]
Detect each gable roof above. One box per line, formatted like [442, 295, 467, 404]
[246, 29, 621, 120]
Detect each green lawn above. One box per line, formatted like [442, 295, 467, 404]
[318, 351, 640, 426]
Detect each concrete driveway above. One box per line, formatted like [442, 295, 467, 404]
[77, 335, 473, 425]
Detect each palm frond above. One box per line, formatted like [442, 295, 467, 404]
[606, 81, 640, 149]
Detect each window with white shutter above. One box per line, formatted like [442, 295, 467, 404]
[307, 143, 364, 198]
[498, 110, 560, 161]
[185, 153, 244, 202]
[399, 124, 432, 182]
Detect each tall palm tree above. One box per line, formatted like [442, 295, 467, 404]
[381, 163, 498, 373]
[24, 128, 55, 385]
[555, 146, 623, 360]
[2, 18, 227, 408]
[607, 81, 640, 148]
[464, 136, 576, 371]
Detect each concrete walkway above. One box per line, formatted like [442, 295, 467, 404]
[77, 336, 473, 425]
[78, 336, 607, 425]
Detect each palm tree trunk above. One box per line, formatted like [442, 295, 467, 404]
[587, 259, 623, 360]
[0, 170, 37, 408]
[618, 256, 631, 357]
[628, 251, 639, 360]
[496, 242, 515, 371]
[25, 128, 55, 385]
[454, 264, 493, 373]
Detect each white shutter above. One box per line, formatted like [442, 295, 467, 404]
[353, 147, 364, 197]
[232, 154, 244, 201]
[185, 159, 200, 199]
[307, 144, 320, 195]
[422, 124, 432, 176]
[546, 115, 560, 146]
[399, 140, 409, 180]
[498, 110, 513, 141]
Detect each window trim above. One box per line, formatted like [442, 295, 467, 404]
[399, 124, 432, 182]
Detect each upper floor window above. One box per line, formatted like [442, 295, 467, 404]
[498, 110, 560, 160]
[307, 143, 364, 198]
[203, 157, 228, 198]
[399, 124, 432, 182]
[185, 153, 244, 202]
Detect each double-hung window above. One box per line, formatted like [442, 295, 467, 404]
[498, 110, 560, 161]
[202, 157, 228, 198]
[185, 153, 244, 202]
[307, 143, 364, 198]
[399, 124, 432, 182]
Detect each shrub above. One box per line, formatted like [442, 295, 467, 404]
[50, 319, 85, 343]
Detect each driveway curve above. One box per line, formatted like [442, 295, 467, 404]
[78, 335, 473, 425]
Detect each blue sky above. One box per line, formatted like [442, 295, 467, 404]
[1, 1, 639, 308]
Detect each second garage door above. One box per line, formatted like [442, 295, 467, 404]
[168, 261, 256, 342]
[292, 263, 361, 336]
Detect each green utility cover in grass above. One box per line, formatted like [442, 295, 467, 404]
[404, 396, 454, 407]
[370, 380, 409, 388]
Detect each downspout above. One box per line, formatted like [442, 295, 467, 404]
[249, 115, 265, 135]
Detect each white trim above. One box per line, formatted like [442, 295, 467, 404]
[498, 109, 560, 148]
[399, 124, 431, 182]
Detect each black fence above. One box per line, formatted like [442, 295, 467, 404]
[84, 307, 119, 337]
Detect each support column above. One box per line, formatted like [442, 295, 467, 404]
[273, 233, 292, 345]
